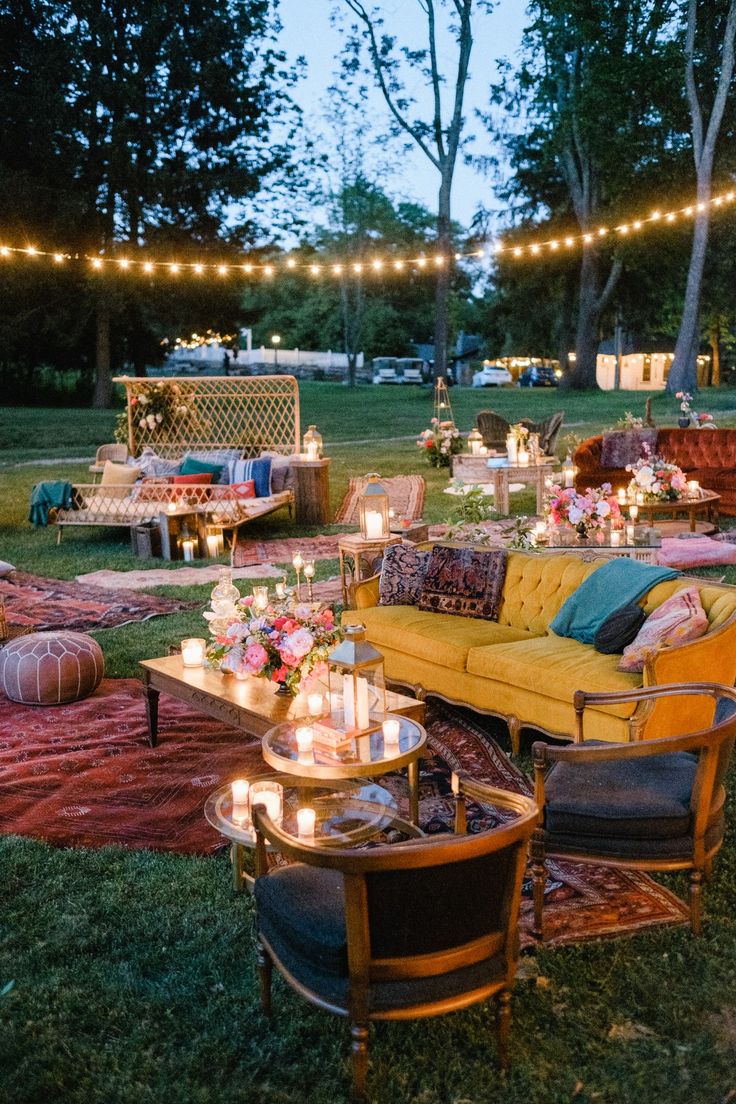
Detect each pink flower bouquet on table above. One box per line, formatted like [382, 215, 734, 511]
[545, 482, 621, 533]
[626, 444, 687, 501]
[205, 597, 342, 695]
[416, 418, 463, 468]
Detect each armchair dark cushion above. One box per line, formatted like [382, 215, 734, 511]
[544, 747, 697, 841]
[255, 865, 347, 976]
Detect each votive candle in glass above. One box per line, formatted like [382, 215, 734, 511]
[629, 504, 639, 522]
[517, 447, 530, 466]
[181, 538, 195, 562]
[617, 488, 627, 506]
[250, 780, 283, 824]
[252, 585, 269, 612]
[382, 717, 401, 746]
[295, 725, 314, 757]
[231, 778, 250, 820]
[626, 523, 635, 544]
[297, 806, 316, 839]
[307, 693, 323, 717]
[181, 638, 206, 667]
[610, 530, 621, 547]
[636, 491, 645, 506]
[688, 480, 700, 498]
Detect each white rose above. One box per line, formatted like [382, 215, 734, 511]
[651, 481, 660, 494]
[568, 505, 583, 524]
[139, 418, 147, 429]
[155, 413, 163, 423]
[138, 394, 148, 405]
[147, 414, 156, 429]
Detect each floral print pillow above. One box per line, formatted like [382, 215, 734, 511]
[378, 544, 430, 607]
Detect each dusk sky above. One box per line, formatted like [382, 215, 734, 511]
[278, 0, 528, 227]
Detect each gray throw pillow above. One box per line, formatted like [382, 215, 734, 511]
[379, 544, 430, 607]
[594, 603, 646, 654]
[260, 452, 298, 493]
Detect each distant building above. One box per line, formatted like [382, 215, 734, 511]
[596, 339, 710, 390]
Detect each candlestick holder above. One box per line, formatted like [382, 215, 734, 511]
[303, 559, 315, 602]
[292, 551, 303, 601]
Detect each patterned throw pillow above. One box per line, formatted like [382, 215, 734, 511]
[618, 586, 709, 673]
[228, 457, 272, 498]
[378, 544, 430, 607]
[417, 546, 507, 621]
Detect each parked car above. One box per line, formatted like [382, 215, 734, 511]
[471, 364, 513, 388]
[517, 365, 562, 388]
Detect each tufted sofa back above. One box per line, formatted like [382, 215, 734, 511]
[497, 551, 736, 635]
[498, 552, 606, 633]
[656, 428, 736, 470]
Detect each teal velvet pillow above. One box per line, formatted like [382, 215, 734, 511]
[180, 456, 224, 482]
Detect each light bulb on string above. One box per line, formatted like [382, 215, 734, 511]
[286, 258, 296, 269]
[53, 253, 64, 263]
[263, 265, 274, 277]
[169, 263, 180, 275]
[143, 261, 154, 274]
[194, 263, 204, 275]
[217, 264, 228, 276]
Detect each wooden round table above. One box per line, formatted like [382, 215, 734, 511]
[632, 490, 720, 534]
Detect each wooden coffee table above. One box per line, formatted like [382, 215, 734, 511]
[138, 655, 426, 747]
[633, 490, 720, 535]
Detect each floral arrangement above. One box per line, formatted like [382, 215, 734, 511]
[205, 596, 342, 695]
[416, 418, 463, 467]
[115, 381, 193, 444]
[509, 422, 529, 443]
[545, 482, 621, 533]
[615, 411, 645, 430]
[676, 391, 715, 428]
[626, 444, 687, 501]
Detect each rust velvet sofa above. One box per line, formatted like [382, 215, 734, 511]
[574, 428, 736, 515]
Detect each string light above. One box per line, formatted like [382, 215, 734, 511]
[1, 185, 734, 279]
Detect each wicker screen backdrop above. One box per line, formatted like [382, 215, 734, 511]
[113, 375, 301, 460]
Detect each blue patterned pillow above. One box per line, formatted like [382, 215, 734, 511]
[228, 456, 272, 498]
[378, 544, 430, 607]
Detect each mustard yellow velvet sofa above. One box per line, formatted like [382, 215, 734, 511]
[342, 549, 736, 752]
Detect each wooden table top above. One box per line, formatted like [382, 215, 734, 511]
[140, 655, 425, 730]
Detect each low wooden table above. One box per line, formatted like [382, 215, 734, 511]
[633, 490, 720, 535]
[452, 455, 555, 514]
[138, 655, 425, 747]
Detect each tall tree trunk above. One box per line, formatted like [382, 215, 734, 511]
[565, 250, 601, 389]
[93, 306, 113, 408]
[709, 322, 721, 387]
[667, 0, 736, 394]
[668, 204, 710, 393]
[433, 183, 452, 381]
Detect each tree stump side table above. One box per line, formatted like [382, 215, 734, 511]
[292, 458, 331, 526]
[338, 533, 401, 608]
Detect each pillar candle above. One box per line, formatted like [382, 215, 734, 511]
[382, 718, 400, 745]
[297, 807, 316, 839]
[364, 510, 384, 539]
[181, 638, 205, 667]
[206, 534, 220, 558]
[307, 692, 323, 717]
[181, 539, 195, 562]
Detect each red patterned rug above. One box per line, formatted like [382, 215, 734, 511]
[0, 571, 195, 632]
[232, 534, 341, 569]
[334, 475, 426, 524]
[0, 681, 687, 945]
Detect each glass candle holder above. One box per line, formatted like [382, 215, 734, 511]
[382, 717, 401, 746]
[297, 806, 316, 839]
[181, 638, 206, 667]
[307, 692, 324, 717]
[252, 585, 269, 612]
[250, 780, 283, 824]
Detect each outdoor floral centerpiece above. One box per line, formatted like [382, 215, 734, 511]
[545, 482, 621, 539]
[416, 418, 463, 467]
[114, 380, 194, 444]
[676, 391, 715, 429]
[626, 444, 687, 501]
[205, 590, 343, 695]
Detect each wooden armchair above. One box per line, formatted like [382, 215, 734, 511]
[522, 411, 565, 456]
[252, 776, 538, 1101]
[531, 682, 736, 940]
[476, 410, 512, 451]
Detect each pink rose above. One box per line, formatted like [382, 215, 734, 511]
[243, 643, 268, 674]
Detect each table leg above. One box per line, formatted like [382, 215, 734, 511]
[339, 548, 349, 608]
[690, 508, 696, 534]
[535, 471, 545, 514]
[145, 685, 160, 748]
[231, 842, 247, 892]
[407, 758, 420, 826]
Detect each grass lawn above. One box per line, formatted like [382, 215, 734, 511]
[2, 386, 736, 1103]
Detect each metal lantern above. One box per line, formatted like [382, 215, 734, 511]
[467, 427, 483, 456]
[358, 474, 390, 541]
[303, 424, 323, 460]
[327, 624, 386, 734]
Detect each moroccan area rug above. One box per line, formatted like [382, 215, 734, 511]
[0, 680, 688, 946]
[232, 534, 341, 569]
[334, 475, 426, 524]
[0, 571, 195, 632]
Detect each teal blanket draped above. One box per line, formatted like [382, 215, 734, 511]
[29, 481, 73, 527]
[549, 558, 679, 645]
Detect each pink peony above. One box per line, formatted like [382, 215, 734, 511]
[282, 627, 314, 660]
[243, 643, 269, 674]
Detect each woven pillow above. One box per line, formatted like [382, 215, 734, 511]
[379, 544, 430, 607]
[618, 586, 709, 673]
[228, 457, 272, 498]
[418, 546, 507, 621]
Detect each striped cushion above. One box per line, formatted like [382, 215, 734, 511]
[228, 457, 272, 498]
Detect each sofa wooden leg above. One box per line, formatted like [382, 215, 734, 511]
[507, 716, 521, 757]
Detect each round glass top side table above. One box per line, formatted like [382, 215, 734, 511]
[205, 775, 399, 892]
[262, 713, 427, 827]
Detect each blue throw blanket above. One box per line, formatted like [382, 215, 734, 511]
[29, 481, 73, 527]
[549, 558, 679, 645]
